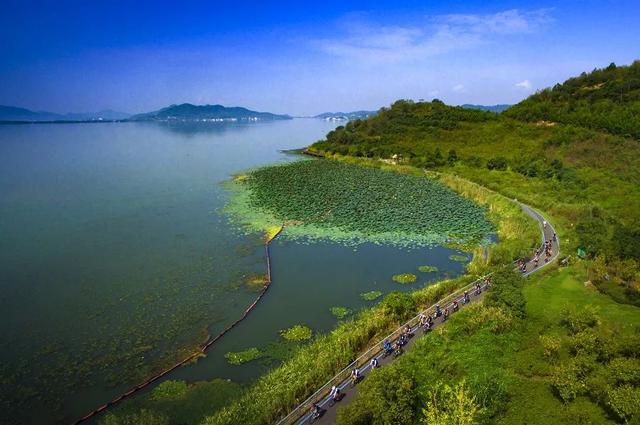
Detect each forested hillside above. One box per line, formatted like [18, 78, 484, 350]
[310, 63, 640, 305]
[505, 61, 640, 138]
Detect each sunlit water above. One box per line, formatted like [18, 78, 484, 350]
[0, 120, 470, 424]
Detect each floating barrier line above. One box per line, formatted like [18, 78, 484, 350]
[71, 225, 286, 424]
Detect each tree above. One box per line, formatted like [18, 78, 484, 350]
[338, 367, 418, 425]
[422, 380, 479, 425]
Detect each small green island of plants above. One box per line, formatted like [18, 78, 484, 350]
[330, 306, 352, 319]
[392, 273, 418, 284]
[449, 254, 469, 262]
[418, 265, 438, 273]
[224, 347, 263, 365]
[279, 324, 313, 341]
[360, 291, 383, 301]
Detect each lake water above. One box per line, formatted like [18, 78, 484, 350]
[0, 120, 470, 424]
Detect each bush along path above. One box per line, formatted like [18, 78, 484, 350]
[279, 202, 559, 425]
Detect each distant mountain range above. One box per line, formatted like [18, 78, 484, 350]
[313, 110, 378, 121]
[460, 104, 512, 113]
[0, 105, 131, 122]
[0, 103, 511, 124]
[129, 103, 291, 122]
[0, 103, 291, 123]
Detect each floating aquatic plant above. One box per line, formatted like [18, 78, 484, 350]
[330, 306, 352, 319]
[279, 325, 313, 341]
[360, 291, 383, 301]
[150, 380, 188, 401]
[418, 265, 439, 273]
[392, 273, 418, 284]
[224, 347, 263, 365]
[224, 160, 494, 248]
[449, 254, 469, 262]
[245, 273, 268, 287]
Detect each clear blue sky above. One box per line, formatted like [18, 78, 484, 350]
[1, 0, 638, 115]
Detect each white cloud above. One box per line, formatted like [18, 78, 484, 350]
[313, 9, 553, 64]
[452, 84, 465, 93]
[515, 79, 532, 90]
[437, 9, 553, 35]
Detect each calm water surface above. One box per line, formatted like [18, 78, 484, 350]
[0, 120, 469, 424]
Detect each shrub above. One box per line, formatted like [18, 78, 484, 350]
[484, 268, 526, 318]
[540, 334, 562, 359]
[568, 329, 603, 356]
[607, 357, 640, 386]
[380, 292, 416, 322]
[337, 366, 418, 425]
[560, 305, 601, 335]
[551, 363, 586, 403]
[449, 304, 514, 337]
[422, 380, 480, 425]
[606, 385, 640, 423]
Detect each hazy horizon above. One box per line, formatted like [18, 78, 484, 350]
[1, 0, 639, 116]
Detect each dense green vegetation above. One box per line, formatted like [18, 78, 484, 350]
[300, 62, 640, 424]
[505, 61, 640, 139]
[309, 66, 640, 304]
[226, 159, 495, 247]
[337, 266, 640, 424]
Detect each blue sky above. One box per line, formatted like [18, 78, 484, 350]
[1, 0, 638, 115]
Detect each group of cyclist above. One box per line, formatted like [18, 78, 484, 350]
[306, 222, 554, 422]
[309, 282, 490, 422]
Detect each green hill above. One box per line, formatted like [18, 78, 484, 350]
[461, 103, 511, 112]
[309, 66, 640, 299]
[130, 103, 291, 121]
[504, 61, 640, 138]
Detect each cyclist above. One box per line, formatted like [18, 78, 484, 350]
[350, 368, 360, 386]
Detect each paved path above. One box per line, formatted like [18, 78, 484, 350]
[280, 202, 559, 425]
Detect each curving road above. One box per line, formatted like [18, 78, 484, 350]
[279, 202, 559, 425]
